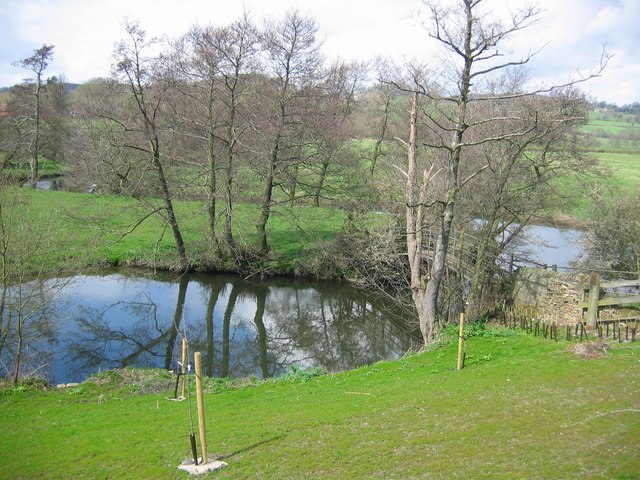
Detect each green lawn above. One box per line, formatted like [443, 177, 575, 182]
[1, 328, 638, 479]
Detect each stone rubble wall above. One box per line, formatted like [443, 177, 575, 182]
[512, 267, 589, 325]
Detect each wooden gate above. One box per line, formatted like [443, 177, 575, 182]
[583, 275, 640, 328]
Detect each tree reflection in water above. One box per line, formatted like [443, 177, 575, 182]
[50, 271, 419, 384]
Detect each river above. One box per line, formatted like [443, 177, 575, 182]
[9, 270, 418, 384]
[505, 224, 583, 270]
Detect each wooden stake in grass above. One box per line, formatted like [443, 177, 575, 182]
[194, 352, 208, 464]
[457, 312, 465, 371]
[587, 274, 600, 330]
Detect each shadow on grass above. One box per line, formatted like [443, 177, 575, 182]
[217, 434, 286, 460]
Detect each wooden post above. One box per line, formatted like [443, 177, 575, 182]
[587, 274, 600, 330]
[194, 352, 207, 464]
[180, 338, 187, 399]
[457, 312, 465, 371]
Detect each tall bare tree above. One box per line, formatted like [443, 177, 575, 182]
[255, 10, 323, 254]
[111, 21, 189, 270]
[463, 87, 597, 310]
[12, 44, 55, 186]
[308, 60, 363, 207]
[203, 17, 258, 255]
[169, 16, 258, 258]
[400, 0, 607, 345]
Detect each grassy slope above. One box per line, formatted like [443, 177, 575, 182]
[1, 329, 639, 479]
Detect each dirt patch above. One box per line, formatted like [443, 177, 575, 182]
[565, 341, 609, 358]
[86, 368, 175, 394]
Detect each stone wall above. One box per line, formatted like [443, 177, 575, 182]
[512, 268, 589, 325]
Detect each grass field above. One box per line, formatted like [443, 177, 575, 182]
[1, 327, 638, 479]
[9, 188, 350, 276]
[595, 151, 640, 191]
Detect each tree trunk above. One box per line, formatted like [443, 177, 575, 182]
[151, 138, 189, 270]
[206, 131, 217, 243]
[289, 163, 299, 207]
[30, 81, 42, 187]
[12, 317, 23, 385]
[313, 159, 330, 207]
[257, 140, 278, 254]
[288, 144, 302, 207]
[223, 161, 235, 253]
[370, 96, 390, 176]
[405, 90, 437, 346]
[422, 205, 454, 341]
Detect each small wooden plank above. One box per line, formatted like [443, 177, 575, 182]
[597, 317, 640, 323]
[601, 279, 640, 289]
[582, 295, 640, 308]
[582, 280, 640, 290]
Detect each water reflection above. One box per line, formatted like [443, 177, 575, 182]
[44, 270, 418, 384]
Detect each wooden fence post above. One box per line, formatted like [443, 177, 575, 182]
[587, 273, 600, 330]
[457, 312, 465, 371]
[194, 352, 207, 464]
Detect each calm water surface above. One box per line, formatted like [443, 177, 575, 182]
[32, 270, 418, 384]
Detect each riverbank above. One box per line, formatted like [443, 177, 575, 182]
[8, 188, 593, 283]
[1, 327, 638, 479]
[9, 188, 355, 279]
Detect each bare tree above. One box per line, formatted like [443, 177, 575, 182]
[308, 60, 363, 207]
[463, 87, 597, 310]
[12, 44, 55, 187]
[199, 17, 258, 255]
[169, 16, 258, 258]
[111, 21, 189, 270]
[255, 10, 323, 254]
[0, 184, 69, 384]
[397, 0, 607, 345]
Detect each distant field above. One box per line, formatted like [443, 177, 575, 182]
[585, 112, 640, 153]
[595, 151, 640, 191]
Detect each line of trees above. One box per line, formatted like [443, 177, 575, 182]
[57, 12, 366, 269]
[0, 2, 608, 356]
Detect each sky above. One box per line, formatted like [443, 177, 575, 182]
[0, 0, 638, 105]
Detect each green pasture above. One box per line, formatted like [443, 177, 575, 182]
[9, 188, 350, 275]
[596, 151, 640, 191]
[1, 327, 638, 479]
[584, 113, 640, 153]
[0, 155, 63, 178]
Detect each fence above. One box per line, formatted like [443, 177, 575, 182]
[499, 304, 638, 343]
[510, 269, 640, 343]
